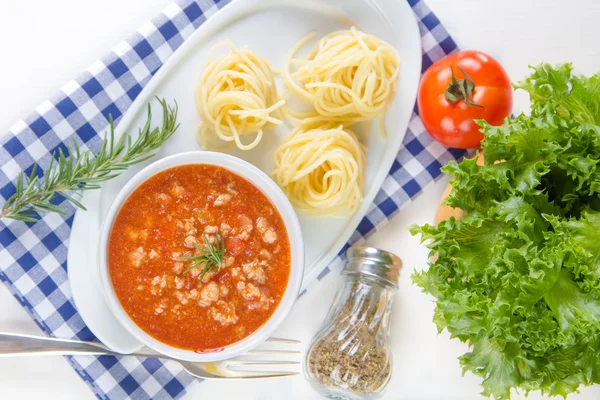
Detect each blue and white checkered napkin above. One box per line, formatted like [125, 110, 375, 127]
[0, 0, 464, 398]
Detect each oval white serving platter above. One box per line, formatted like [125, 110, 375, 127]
[68, 0, 421, 353]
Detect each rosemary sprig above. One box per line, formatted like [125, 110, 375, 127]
[180, 231, 226, 281]
[1, 98, 179, 222]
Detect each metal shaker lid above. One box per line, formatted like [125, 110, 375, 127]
[344, 246, 403, 287]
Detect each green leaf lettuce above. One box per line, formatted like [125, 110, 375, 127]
[412, 63, 600, 399]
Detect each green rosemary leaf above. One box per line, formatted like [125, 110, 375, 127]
[182, 261, 204, 275]
[0, 98, 179, 222]
[180, 231, 226, 281]
[58, 192, 86, 211]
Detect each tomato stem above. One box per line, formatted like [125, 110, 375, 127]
[444, 66, 485, 108]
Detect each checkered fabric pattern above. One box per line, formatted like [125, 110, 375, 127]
[0, 0, 464, 398]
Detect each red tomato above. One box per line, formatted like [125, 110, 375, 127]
[417, 50, 512, 149]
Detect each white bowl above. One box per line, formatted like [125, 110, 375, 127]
[98, 151, 304, 362]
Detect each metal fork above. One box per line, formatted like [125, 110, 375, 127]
[0, 332, 300, 379]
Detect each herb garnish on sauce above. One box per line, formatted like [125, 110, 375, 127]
[179, 231, 226, 281]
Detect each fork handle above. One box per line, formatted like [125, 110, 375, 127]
[0, 332, 132, 357]
[0, 332, 170, 359]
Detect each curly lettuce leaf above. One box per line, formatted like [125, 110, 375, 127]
[516, 63, 600, 126]
[412, 64, 600, 399]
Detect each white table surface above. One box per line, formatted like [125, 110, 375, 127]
[1, 0, 599, 399]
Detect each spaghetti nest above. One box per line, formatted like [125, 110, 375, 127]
[272, 123, 366, 217]
[196, 41, 285, 150]
[284, 27, 400, 128]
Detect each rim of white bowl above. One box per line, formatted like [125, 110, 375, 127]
[97, 151, 304, 362]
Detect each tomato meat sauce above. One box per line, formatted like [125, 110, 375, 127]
[108, 164, 291, 351]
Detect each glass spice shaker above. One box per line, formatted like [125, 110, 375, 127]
[304, 246, 402, 400]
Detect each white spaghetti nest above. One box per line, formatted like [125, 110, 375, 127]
[283, 27, 401, 134]
[272, 123, 366, 217]
[196, 41, 285, 150]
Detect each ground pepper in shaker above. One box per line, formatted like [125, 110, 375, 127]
[304, 246, 402, 400]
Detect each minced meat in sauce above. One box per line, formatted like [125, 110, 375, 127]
[108, 164, 291, 351]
